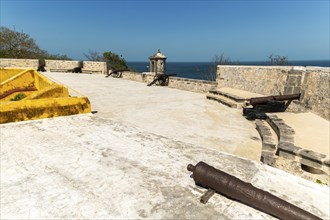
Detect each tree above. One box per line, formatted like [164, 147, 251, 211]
[204, 53, 234, 81]
[103, 51, 128, 70]
[84, 50, 102, 61]
[268, 54, 288, 66]
[0, 27, 46, 58]
[83, 50, 128, 70]
[0, 26, 71, 60]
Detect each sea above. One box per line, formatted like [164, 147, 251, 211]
[127, 60, 330, 81]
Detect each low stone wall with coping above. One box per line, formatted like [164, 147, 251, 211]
[168, 77, 217, 93]
[121, 71, 217, 93]
[82, 61, 107, 74]
[217, 65, 330, 120]
[0, 59, 39, 69]
[45, 60, 81, 72]
[0, 58, 107, 74]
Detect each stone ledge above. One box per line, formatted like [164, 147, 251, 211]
[265, 114, 329, 175]
[208, 89, 247, 102]
[206, 94, 241, 108]
[170, 76, 217, 85]
[255, 119, 277, 166]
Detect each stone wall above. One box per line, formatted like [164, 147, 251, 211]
[82, 61, 107, 74]
[45, 60, 81, 72]
[121, 72, 216, 93]
[217, 66, 289, 95]
[121, 71, 150, 83]
[217, 65, 330, 120]
[302, 68, 330, 120]
[0, 59, 39, 69]
[168, 77, 217, 93]
[0, 58, 107, 74]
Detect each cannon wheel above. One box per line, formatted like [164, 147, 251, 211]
[153, 74, 162, 86]
[246, 112, 257, 120]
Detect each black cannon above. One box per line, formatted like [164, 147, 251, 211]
[147, 73, 176, 86]
[243, 93, 301, 120]
[106, 69, 130, 78]
[37, 65, 46, 72]
[187, 161, 321, 220]
[71, 67, 82, 73]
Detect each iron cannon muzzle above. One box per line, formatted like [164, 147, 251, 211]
[188, 161, 321, 220]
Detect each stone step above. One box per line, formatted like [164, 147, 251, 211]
[208, 89, 247, 103]
[206, 94, 242, 108]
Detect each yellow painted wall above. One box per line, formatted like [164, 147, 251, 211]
[0, 68, 26, 82]
[0, 97, 91, 123]
[0, 68, 91, 123]
[0, 69, 36, 97]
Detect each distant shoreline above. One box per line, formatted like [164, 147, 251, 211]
[127, 60, 330, 80]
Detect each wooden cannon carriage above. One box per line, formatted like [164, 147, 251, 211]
[243, 93, 301, 120]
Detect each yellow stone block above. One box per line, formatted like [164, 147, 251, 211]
[0, 68, 91, 123]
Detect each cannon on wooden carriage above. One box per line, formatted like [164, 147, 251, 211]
[243, 93, 301, 120]
[147, 73, 177, 86]
[67, 61, 83, 73]
[106, 69, 130, 78]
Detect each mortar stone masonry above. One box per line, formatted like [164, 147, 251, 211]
[265, 114, 329, 175]
[0, 58, 39, 69]
[0, 58, 108, 74]
[217, 65, 330, 120]
[45, 60, 81, 72]
[120, 71, 217, 93]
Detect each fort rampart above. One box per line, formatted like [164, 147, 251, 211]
[217, 65, 330, 120]
[121, 71, 216, 93]
[1, 58, 328, 120]
[0, 59, 39, 69]
[0, 58, 107, 74]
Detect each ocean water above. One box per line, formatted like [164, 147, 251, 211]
[127, 60, 330, 81]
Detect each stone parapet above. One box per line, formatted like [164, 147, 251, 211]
[82, 61, 107, 74]
[168, 77, 217, 93]
[0, 58, 108, 74]
[120, 71, 217, 93]
[265, 114, 329, 175]
[45, 60, 81, 72]
[0, 58, 39, 69]
[217, 65, 330, 120]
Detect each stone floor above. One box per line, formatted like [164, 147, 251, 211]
[1, 114, 329, 219]
[43, 72, 262, 161]
[1, 72, 329, 219]
[275, 112, 329, 157]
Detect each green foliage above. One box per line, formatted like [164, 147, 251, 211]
[0, 26, 71, 60]
[103, 51, 128, 70]
[268, 54, 288, 66]
[10, 93, 26, 101]
[84, 50, 128, 70]
[316, 179, 323, 184]
[0, 27, 46, 58]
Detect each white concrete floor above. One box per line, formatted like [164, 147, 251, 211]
[43, 72, 262, 161]
[1, 72, 329, 219]
[1, 114, 329, 219]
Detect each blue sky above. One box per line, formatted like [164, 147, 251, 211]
[1, 0, 329, 62]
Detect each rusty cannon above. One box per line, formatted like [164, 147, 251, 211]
[187, 161, 321, 220]
[243, 93, 301, 120]
[147, 73, 177, 86]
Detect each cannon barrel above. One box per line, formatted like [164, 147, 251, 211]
[250, 93, 301, 106]
[187, 161, 321, 220]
